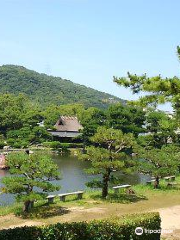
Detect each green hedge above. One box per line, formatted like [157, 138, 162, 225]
[0, 212, 161, 240]
[59, 143, 83, 148]
[43, 141, 83, 149]
[43, 141, 61, 149]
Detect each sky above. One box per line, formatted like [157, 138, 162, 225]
[0, 0, 180, 108]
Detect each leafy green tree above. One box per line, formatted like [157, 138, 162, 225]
[106, 103, 145, 136]
[1, 152, 60, 212]
[22, 108, 43, 127]
[43, 104, 85, 129]
[7, 126, 52, 148]
[42, 104, 61, 129]
[140, 110, 178, 148]
[79, 127, 136, 198]
[136, 145, 180, 188]
[0, 93, 44, 133]
[58, 103, 84, 117]
[146, 111, 168, 134]
[79, 107, 106, 146]
[0, 94, 26, 133]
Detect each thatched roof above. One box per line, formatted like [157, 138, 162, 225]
[54, 116, 83, 132]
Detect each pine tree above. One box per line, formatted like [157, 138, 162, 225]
[136, 145, 180, 188]
[79, 126, 136, 198]
[1, 152, 60, 212]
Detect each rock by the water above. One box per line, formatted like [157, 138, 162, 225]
[0, 154, 8, 169]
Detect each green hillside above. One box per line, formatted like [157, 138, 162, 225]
[0, 65, 124, 108]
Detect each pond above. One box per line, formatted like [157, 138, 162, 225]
[0, 153, 150, 206]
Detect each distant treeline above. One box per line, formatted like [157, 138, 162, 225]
[0, 92, 176, 149]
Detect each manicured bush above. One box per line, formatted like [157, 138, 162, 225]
[58, 143, 69, 151]
[0, 212, 161, 240]
[0, 226, 43, 240]
[43, 142, 83, 149]
[43, 141, 61, 149]
[66, 143, 83, 148]
[6, 139, 29, 148]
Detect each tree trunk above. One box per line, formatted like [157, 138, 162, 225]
[154, 176, 160, 189]
[102, 169, 111, 198]
[23, 200, 33, 212]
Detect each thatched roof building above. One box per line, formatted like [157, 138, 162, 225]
[49, 116, 83, 138]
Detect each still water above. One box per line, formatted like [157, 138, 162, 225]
[0, 154, 149, 206]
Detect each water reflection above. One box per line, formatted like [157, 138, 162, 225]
[53, 154, 94, 193]
[0, 154, 150, 206]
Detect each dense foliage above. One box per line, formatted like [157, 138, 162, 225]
[106, 103, 145, 137]
[0, 94, 52, 148]
[0, 212, 161, 240]
[0, 93, 146, 148]
[0, 91, 177, 151]
[135, 145, 180, 188]
[137, 110, 178, 149]
[0, 65, 123, 109]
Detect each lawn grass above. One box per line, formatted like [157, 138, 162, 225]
[0, 202, 22, 216]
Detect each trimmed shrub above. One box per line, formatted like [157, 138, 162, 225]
[6, 139, 29, 149]
[63, 143, 83, 148]
[0, 226, 42, 240]
[43, 141, 61, 149]
[0, 212, 161, 240]
[43, 142, 83, 149]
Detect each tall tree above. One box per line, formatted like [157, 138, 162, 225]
[79, 107, 106, 146]
[1, 152, 60, 212]
[140, 110, 178, 148]
[0, 94, 28, 133]
[79, 127, 136, 198]
[7, 126, 52, 148]
[43, 104, 85, 129]
[106, 103, 145, 136]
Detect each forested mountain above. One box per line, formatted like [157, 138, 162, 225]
[0, 65, 124, 108]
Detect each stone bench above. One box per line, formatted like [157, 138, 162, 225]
[113, 184, 132, 194]
[167, 182, 178, 188]
[58, 191, 84, 202]
[46, 195, 56, 204]
[164, 176, 175, 181]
